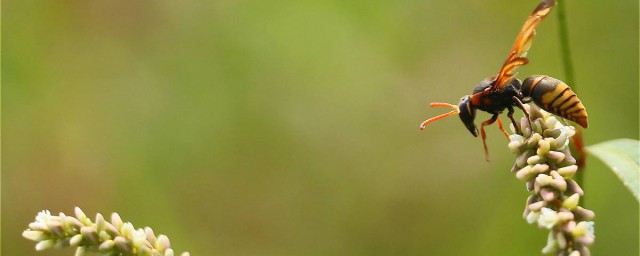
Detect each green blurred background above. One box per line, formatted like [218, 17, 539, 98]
[3, 0, 638, 255]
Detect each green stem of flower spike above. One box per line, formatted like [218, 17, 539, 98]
[556, 1, 575, 88]
[556, 0, 584, 190]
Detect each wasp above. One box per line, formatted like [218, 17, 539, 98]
[419, 0, 588, 161]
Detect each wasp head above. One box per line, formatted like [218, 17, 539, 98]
[419, 98, 478, 137]
[458, 96, 478, 137]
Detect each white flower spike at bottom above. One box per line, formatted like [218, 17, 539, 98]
[23, 207, 190, 256]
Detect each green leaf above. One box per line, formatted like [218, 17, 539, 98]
[586, 138, 640, 201]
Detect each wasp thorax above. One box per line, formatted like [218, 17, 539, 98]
[458, 96, 479, 137]
[472, 77, 495, 94]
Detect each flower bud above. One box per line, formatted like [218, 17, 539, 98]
[526, 133, 543, 148]
[557, 211, 574, 222]
[114, 236, 132, 255]
[95, 213, 106, 232]
[35, 240, 55, 251]
[558, 165, 578, 178]
[99, 240, 115, 252]
[528, 201, 547, 212]
[544, 116, 559, 129]
[546, 151, 566, 163]
[550, 179, 567, 192]
[75, 207, 92, 226]
[535, 174, 553, 187]
[540, 188, 556, 201]
[516, 150, 535, 169]
[156, 235, 171, 252]
[543, 128, 561, 138]
[572, 221, 594, 238]
[531, 164, 549, 175]
[111, 213, 124, 230]
[28, 222, 49, 232]
[145, 227, 158, 245]
[70, 234, 83, 246]
[537, 139, 551, 156]
[80, 226, 99, 244]
[567, 179, 584, 196]
[508, 139, 525, 153]
[552, 132, 568, 148]
[46, 221, 65, 237]
[573, 207, 595, 221]
[22, 230, 46, 241]
[562, 193, 580, 210]
[541, 231, 557, 254]
[556, 232, 567, 249]
[561, 148, 577, 165]
[516, 166, 533, 181]
[74, 246, 87, 256]
[527, 155, 543, 165]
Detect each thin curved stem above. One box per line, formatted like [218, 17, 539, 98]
[556, 0, 585, 195]
[557, 0, 575, 88]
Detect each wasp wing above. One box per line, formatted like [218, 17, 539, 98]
[492, 0, 556, 91]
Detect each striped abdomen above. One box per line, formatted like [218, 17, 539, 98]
[521, 75, 588, 128]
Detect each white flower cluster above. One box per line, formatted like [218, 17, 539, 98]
[508, 105, 595, 256]
[22, 207, 190, 256]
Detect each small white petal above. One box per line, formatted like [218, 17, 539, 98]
[573, 221, 595, 238]
[537, 208, 558, 229]
[526, 211, 540, 224]
[36, 210, 52, 222]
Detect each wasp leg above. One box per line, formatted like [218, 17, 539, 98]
[512, 96, 533, 133]
[496, 117, 510, 140]
[480, 114, 499, 162]
[507, 106, 520, 134]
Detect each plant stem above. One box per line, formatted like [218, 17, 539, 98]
[556, 0, 575, 87]
[556, 0, 585, 190]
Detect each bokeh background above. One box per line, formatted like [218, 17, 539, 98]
[3, 0, 638, 255]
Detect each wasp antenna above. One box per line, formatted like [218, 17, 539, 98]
[429, 102, 459, 110]
[419, 109, 459, 131]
